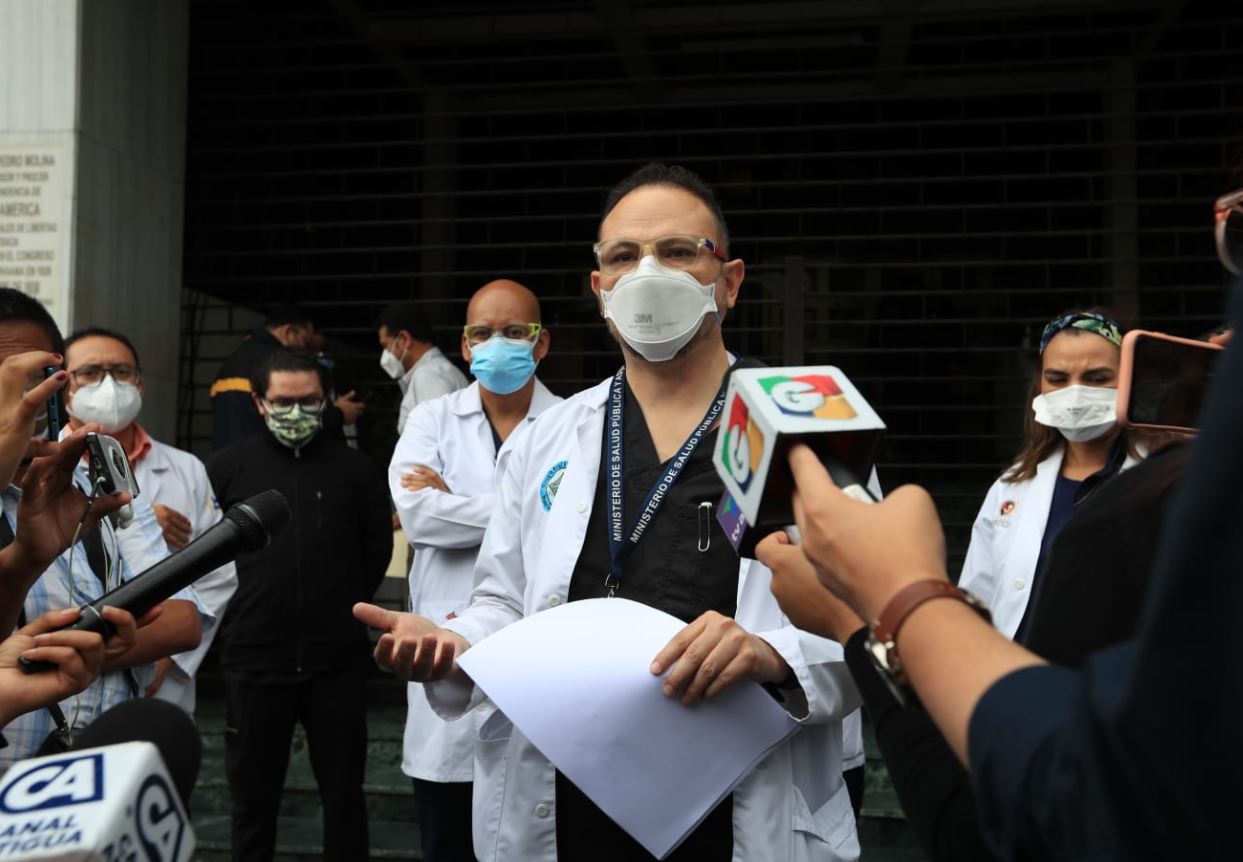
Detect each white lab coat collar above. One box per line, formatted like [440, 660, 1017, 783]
[448, 378, 560, 422]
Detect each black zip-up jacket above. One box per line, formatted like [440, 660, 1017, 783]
[206, 431, 392, 675]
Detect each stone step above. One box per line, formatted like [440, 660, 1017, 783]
[192, 815, 421, 861]
[189, 694, 923, 861]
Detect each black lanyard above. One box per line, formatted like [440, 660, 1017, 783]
[603, 367, 725, 596]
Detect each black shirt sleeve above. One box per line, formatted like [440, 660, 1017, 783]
[843, 629, 997, 862]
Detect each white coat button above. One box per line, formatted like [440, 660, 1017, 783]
[1014, 578, 1026, 590]
[535, 802, 551, 818]
[577, 500, 587, 513]
[548, 595, 562, 607]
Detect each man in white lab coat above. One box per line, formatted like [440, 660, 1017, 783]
[357, 163, 861, 862]
[378, 302, 469, 435]
[390, 280, 560, 862]
[64, 327, 237, 713]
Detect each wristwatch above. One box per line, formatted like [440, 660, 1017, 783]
[865, 580, 991, 704]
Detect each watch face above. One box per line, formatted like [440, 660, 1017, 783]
[865, 633, 909, 707]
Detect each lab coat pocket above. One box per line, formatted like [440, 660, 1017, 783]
[792, 781, 857, 852]
[473, 703, 513, 856]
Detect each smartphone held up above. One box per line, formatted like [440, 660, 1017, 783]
[1117, 330, 1225, 434]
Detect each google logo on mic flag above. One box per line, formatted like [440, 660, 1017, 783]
[761, 374, 857, 419]
[720, 394, 765, 492]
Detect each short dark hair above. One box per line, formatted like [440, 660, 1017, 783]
[0, 287, 64, 354]
[65, 327, 141, 369]
[600, 163, 731, 253]
[264, 304, 314, 330]
[251, 348, 326, 399]
[377, 302, 434, 344]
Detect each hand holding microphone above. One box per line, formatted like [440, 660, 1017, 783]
[0, 607, 140, 726]
[712, 366, 884, 557]
[18, 490, 291, 674]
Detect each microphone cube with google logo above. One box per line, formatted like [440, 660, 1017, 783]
[712, 366, 885, 540]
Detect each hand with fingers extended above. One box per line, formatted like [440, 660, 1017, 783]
[400, 466, 450, 494]
[649, 611, 790, 707]
[788, 444, 949, 622]
[0, 605, 140, 727]
[6, 429, 132, 584]
[353, 602, 469, 682]
[755, 530, 866, 644]
[0, 350, 66, 488]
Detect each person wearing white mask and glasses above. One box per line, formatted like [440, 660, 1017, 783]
[377, 302, 468, 435]
[63, 328, 237, 713]
[958, 311, 1150, 642]
[356, 163, 861, 862]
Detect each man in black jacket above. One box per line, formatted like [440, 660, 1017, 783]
[208, 348, 392, 862]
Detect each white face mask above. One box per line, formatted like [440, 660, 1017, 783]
[1031, 384, 1117, 443]
[379, 340, 407, 381]
[600, 255, 719, 363]
[67, 374, 143, 434]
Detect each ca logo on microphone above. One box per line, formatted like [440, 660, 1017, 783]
[0, 753, 104, 813]
[761, 374, 858, 419]
[135, 774, 186, 862]
[721, 395, 764, 492]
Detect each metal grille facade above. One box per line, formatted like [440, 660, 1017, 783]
[181, 0, 1243, 568]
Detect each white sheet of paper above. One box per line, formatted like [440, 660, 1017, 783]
[457, 598, 799, 859]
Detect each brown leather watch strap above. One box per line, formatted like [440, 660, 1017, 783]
[873, 580, 970, 648]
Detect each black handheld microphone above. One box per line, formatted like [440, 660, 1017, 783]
[711, 366, 885, 557]
[19, 489, 291, 674]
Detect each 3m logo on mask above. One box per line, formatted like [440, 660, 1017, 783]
[761, 374, 857, 419]
[720, 396, 765, 492]
[0, 754, 104, 813]
[634, 314, 654, 324]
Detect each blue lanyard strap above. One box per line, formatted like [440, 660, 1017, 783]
[603, 367, 726, 596]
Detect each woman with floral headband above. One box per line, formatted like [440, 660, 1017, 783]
[957, 310, 1148, 641]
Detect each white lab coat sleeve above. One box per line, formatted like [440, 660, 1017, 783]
[390, 401, 497, 549]
[426, 432, 530, 720]
[413, 367, 465, 406]
[168, 458, 237, 678]
[958, 479, 1000, 595]
[754, 625, 861, 724]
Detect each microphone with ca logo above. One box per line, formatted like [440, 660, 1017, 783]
[713, 366, 885, 557]
[0, 700, 197, 861]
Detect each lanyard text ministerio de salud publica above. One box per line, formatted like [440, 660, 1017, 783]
[603, 366, 727, 597]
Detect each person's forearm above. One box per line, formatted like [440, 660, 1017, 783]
[102, 601, 201, 671]
[0, 546, 46, 633]
[895, 599, 1045, 764]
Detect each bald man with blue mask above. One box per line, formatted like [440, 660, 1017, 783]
[389, 279, 561, 862]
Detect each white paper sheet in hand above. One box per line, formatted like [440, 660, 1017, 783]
[457, 597, 799, 859]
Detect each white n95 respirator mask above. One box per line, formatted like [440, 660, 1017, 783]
[600, 256, 720, 363]
[1031, 384, 1117, 442]
[67, 375, 143, 434]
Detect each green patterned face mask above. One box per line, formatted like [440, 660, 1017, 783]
[263, 403, 322, 449]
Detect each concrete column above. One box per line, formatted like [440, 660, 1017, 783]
[0, 0, 188, 441]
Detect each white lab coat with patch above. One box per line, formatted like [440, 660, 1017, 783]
[958, 446, 1140, 638]
[119, 436, 238, 713]
[392, 379, 562, 782]
[427, 377, 862, 862]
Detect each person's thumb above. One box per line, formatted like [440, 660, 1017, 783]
[353, 602, 396, 630]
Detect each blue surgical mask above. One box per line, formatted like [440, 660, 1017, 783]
[469, 337, 537, 395]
